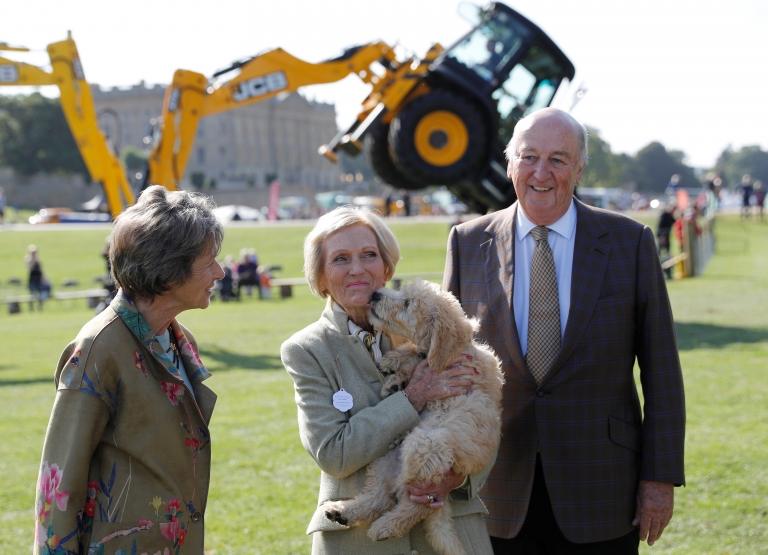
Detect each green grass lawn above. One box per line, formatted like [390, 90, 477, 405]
[1, 214, 766, 554]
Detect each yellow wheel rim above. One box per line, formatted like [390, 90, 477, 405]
[413, 111, 468, 167]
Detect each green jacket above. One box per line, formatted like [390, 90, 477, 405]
[281, 301, 493, 555]
[34, 291, 216, 554]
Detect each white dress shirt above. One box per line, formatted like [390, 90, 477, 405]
[513, 200, 577, 355]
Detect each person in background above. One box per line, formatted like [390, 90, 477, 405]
[656, 203, 678, 278]
[740, 174, 754, 219]
[665, 173, 682, 197]
[236, 248, 260, 297]
[443, 108, 685, 554]
[218, 255, 238, 301]
[26, 244, 49, 311]
[753, 180, 765, 221]
[281, 206, 493, 554]
[34, 185, 224, 554]
[402, 191, 412, 217]
[0, 186, 6, 224]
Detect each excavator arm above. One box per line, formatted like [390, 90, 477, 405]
[0, 34, 135, 218]
[3, 4, 574, 218]
[146, 41, 434, 190]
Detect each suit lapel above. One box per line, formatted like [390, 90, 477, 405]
[483, 205, 527, 377]
[547, 200, 610, 379]
[191, 382, 217, 426]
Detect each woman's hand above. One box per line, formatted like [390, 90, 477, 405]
[407, 468, 466, 508]
[403, 355, 476, 412]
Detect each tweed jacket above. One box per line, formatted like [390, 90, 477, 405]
[281, 301, 493, 555]
[34, 291, 216, 554]
[443, 200, 686, 543]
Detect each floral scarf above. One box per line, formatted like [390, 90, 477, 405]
[110, 290, 210, 384]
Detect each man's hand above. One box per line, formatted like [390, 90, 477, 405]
[632, 480, 674, 545]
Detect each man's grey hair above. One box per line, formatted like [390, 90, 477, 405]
[303, 206, 400, 298]
[109, 185, 223, 301]
[504, 108, 589, 165]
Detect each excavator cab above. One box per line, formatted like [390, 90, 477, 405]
[143, 1, 573, 217]
[374, 2, 575, 212]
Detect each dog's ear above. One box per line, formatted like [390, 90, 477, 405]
[427, 306, 474, 372]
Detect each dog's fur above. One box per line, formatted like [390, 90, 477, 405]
[321, 280, 503, 555]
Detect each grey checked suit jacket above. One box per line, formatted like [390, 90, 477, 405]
[443, 200, 685, 543]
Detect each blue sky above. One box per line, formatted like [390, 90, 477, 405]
[3, 0, 766, 168]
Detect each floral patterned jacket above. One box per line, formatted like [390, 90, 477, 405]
[34, 291, 217, 555]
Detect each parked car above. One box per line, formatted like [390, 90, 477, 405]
[315, 191, 354, 212]
[426, 188, 468, 216]
[212, 204, 264, 223]
[28, 208, 110, 224]
[352, 195, 387, 214]
[576, 188, 632, 211]
[278, 196, 313, 219]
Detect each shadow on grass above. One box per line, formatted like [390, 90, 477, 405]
[200, 346, 283, 371]
[675, 322, 768, 351]
[0, 377, 52, 387]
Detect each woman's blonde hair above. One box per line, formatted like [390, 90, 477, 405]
[303, 206, 400, 297]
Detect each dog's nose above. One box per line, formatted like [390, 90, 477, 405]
[370, 291, 381, 303]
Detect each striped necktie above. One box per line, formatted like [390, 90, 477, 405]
[526, 225, 561, 384]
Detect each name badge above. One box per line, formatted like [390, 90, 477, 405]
[332, 388, 353, 412]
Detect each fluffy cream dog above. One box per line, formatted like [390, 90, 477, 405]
[322, 280, 503, 555]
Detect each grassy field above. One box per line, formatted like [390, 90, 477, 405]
[1, 214, 766, 554]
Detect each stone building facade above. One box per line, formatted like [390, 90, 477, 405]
[91, 82, 343, 193]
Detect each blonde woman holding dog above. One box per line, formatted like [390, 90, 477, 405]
[281, 206, 494, 554]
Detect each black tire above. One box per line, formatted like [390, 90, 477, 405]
[365, 122, 423, 190]
[389, 89, 487, 185]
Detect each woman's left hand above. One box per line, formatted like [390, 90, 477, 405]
[407, 468, 466, 508]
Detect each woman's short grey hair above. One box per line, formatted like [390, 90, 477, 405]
[109, 185, 223, 301]
[304, 206, 400, 298]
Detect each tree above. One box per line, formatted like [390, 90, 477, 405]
[121, 145, 147, 188]
[189, 171, 206, 190]
[714, 145, 768, 187]
[121, 145, 147, 174]
[580, 126, 632, 188]
[0, 94, 88, 177]
[628, 141, 697, 192]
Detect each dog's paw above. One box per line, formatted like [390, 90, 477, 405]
[367, 517, 397, 542]
[381, 376, 406, 397]
[321, 501, 349, 526]
[379, 357, 398, 376]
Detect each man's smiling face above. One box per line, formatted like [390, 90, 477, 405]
[508, 110, 584, 225]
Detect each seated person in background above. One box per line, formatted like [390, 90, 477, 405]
[236, 249, 260, 297]
[218, 255, 238, 301]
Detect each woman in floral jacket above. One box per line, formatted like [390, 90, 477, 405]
[34, 185, 224, 554]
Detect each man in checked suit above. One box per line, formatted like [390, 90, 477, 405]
[443, 108, 685, 554]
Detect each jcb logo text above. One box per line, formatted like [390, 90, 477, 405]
[232, 71, 287, 102]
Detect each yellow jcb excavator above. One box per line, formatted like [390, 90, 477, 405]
[0, 32, 135, 218]
[147, 1, 575, 213]
[2, 2, 574, 217]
